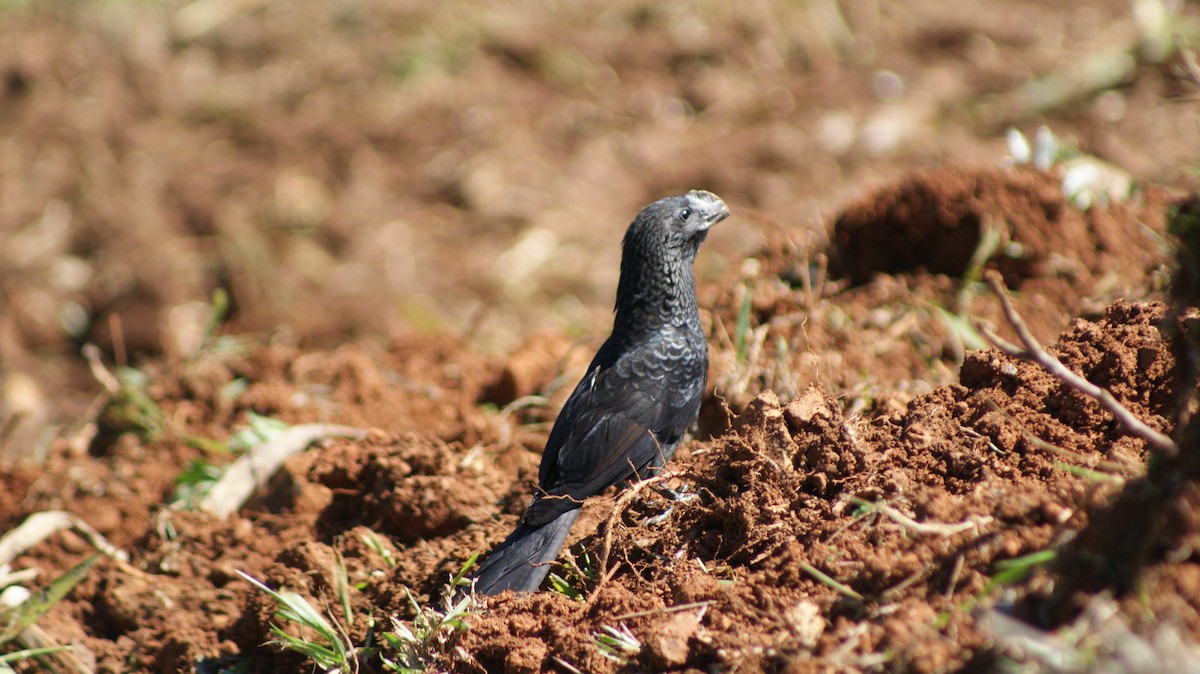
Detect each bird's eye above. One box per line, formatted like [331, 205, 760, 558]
[679, 208, 692, 222]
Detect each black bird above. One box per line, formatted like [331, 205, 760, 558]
[471, 190, 730, 596]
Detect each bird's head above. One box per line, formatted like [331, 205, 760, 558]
[615, 189, 729, 325]
[625, 190, 731, 259]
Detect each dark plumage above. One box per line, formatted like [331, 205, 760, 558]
[471, 190, 730, 596]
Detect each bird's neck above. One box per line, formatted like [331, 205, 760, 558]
[612, 244, 700, 338]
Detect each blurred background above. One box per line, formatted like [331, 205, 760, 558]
[0, 0, 1197, 458]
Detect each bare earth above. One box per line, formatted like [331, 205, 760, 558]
[0, 1, 1198, 673]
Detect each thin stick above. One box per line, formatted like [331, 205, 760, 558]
[82, 344, 120, 394]
[551, 656, 584, 674]
[980, 271, 1177, 457]
[981, 398, 1134, 474]
[798, 561, 863, 601]
[612, 601, 712, 622]
[944, 554, 965, 600]
[199, 424, 368, 519]
[847, 496, 992, 537]
[593, 473, 671, 595]
[0, 511, 128, 566]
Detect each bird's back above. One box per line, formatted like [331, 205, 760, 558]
[526, 320, 706, 524]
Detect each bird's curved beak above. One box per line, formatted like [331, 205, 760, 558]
[687, 190, 731, 231]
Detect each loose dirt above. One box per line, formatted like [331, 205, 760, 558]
[3, 162, 1195, 672]
[1, 1, 1199, 673]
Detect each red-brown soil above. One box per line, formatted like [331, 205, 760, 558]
[1, 1, 1199, 673]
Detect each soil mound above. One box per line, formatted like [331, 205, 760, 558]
[831, 166, 1170, 288]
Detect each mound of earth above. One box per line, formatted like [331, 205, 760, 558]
[455, 299, 1186, 673]
[831, 166, 1166, 286]
[700, 165, 1174, 417]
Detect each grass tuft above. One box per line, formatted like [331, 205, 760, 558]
[238, 570, 355, 673]
[592, 623, 641, 664]
[380, 553, 478, 673]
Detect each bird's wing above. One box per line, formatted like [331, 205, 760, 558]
[531, 330, 705, 516]
[525, 396, 665, 527]
[556, 396, 667, 492]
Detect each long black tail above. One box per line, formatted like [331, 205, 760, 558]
[470, 508, 581, 596]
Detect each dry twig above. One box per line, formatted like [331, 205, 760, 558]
[0, 511, 127, 566]
[199, 424, 368, 519]
[847, 496, 992, 537]
[978, 271, 1177, 457]
[981, 398, 1136, 475]
[592, 471, 675, 596]
[612, 600, 712, 622]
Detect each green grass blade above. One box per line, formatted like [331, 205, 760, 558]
[979, 549, 1057, 598]
[547, 573, 581, 600]
[734, 284, 752, 363]
[0, 554, 99, 644]
[333, 551, 353, 628]
[0, 645, 72, 664]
